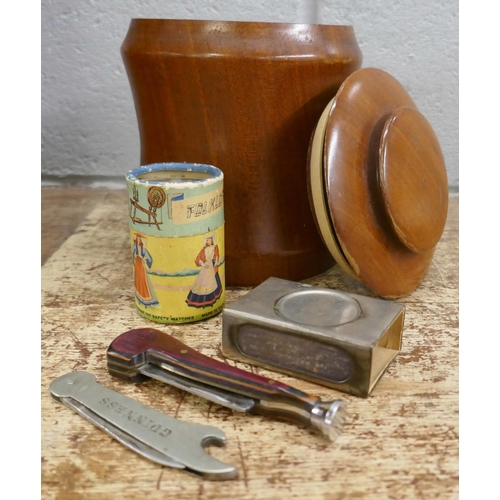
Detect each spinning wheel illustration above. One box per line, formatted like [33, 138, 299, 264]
[130, 186, 166, 230]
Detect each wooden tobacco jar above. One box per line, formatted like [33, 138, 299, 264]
[121, 19, 363, 286]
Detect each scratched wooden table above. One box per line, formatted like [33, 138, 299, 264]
[41, 188, 458, 499]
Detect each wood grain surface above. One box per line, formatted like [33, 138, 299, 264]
[41, 186, 118, 265]
[121, 20, 363, 286]
[322, 68, 448, 299]
[41, 188, 458, 500]
[379, 106, 448, 254]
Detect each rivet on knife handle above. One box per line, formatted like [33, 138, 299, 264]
[107, 328, 348, 442]
[50, 371, 238, 480]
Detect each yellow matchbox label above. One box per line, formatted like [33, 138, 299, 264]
[130, 224, 225, 323]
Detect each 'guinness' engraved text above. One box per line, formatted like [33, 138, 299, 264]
[99, 397, 172, 437]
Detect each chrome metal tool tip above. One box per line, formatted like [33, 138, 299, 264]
[310, 400, 348, 442]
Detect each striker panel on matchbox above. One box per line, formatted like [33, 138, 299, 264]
[222, 277, 405, 397]
[125, 163, 225, 324]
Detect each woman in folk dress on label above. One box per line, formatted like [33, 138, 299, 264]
[132, 233, 159, 307]
[186, 234, 223, 308]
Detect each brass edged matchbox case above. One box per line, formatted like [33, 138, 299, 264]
[221, 278, 404, 398]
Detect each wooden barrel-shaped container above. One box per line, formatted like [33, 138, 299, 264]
[121, 19, 363, 286]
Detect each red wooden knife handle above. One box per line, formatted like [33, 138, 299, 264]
[107, 328, 317, 405]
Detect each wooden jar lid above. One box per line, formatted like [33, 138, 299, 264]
[307, 68, 448, 298]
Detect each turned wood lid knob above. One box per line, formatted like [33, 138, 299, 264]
[379, 106, 448, 253]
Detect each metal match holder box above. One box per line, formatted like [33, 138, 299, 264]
[221, 277, 405, 397]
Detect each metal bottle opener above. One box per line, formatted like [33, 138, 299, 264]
[106, 328, 348, 441]
[49, 371, 238, 480]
